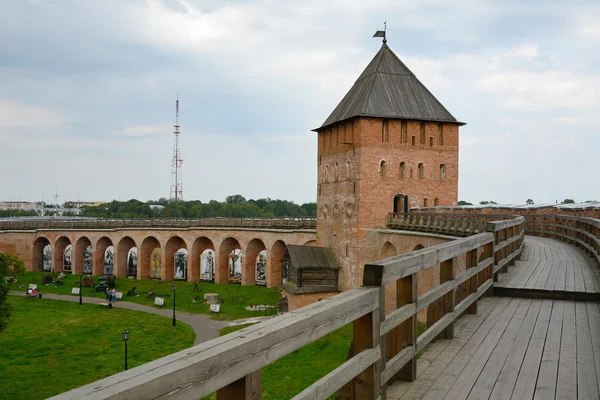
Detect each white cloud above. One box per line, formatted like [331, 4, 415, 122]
[122, 125, 170, 137]
[0, 99, 67, 130]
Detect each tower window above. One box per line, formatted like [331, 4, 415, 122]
[438, 123, 444, 145]
[401, 121, 407, 143]
[380, 160, 387, 177]
[400, 162, 406, 179]
[346, 160, 352, 179]
[440, 164, 446, 180]
[325, 165, 329, 182]
[335, 162, 339, 181]
[382, 120, 389, 142]
[411, 136, 415, 146]
[429, 137, 433, 147]
[434, 198, 439, 206]
[423, 198, 428, 207]
[410, 169, 413, 178]
[418, 163, 424, 179]
[420, 123, 425, 144]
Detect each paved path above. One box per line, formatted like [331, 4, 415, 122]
[9, 291, 227, 345]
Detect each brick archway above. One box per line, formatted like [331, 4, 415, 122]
[94, 237, 113, 276]
[269, 240, 287, 288]
[53, 236, 71, 274]
[190, 237, 214, 282]
[244, 238, 266, 286]
[218, 237, 241, 284]
[73, 236, 92, 274]
[165, 236, 187, 281]
[32, 237, 51, 272]
[116, 237, 137, 278]
[139, 236, 161, 280]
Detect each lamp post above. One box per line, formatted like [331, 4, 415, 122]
[172, 283, 176, 327]
[79, 272, 83, 305]
[122, 330, 129, 370]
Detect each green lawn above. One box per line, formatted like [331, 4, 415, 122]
[0, 297, 195, 400]
[17, 272, 281, 320]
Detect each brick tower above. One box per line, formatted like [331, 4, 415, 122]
[314, 42, 465, 291]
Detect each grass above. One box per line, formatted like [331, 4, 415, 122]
[16, 272, 281, 320]
[0, 296, 195, 400]
[204, 322, 427, 399]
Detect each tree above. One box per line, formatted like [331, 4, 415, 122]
[526, 199, 534, 205]
[458, 200, 473, 206]
[0, 253, 25, 332]
[225, 194, 247, 205]
[479, 201, 497, 205]
[562, 199, 575, 204]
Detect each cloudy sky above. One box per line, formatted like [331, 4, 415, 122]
[1, 0, 598, 205]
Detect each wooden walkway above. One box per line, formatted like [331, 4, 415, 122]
[387, 235, 600, 400]
[495, 236, 600, 299]
[388, 297, 600, 400]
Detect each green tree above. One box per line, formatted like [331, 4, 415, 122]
[0, 253, 26, 332]
[526, 199, 534, 205]
[562, 199, 575, 204]
[458, 200, 473, 206]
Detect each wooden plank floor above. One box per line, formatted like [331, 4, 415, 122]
[387, 297, 600, 400]
[495, 236, 600, 295]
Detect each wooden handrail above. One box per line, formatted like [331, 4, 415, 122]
[0, 217, 317, 231]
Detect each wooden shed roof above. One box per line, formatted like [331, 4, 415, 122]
[315, 43, 464, 130]
[286, 245, 339, 270]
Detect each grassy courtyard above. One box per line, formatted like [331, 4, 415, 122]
[0, 297, 195, 400]
[16, 272, 281, 320]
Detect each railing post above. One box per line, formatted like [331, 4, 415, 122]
[466, 249, 478, 314]
[440, 258, 456, 339]
[216, 370, 262, 400]
[352, 309, 380, 399]
[396, 274, 417, 381]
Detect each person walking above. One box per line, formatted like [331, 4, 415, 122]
[111, 288, 117, 303]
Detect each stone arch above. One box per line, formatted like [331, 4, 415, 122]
[191, 236, 215, 282]
[418, 163, 425, 179]
[413, 244, 425, 251]
[218, 237, 241, 284]
[94, 237, 113, 276]
[303, 240, 317, 246]
[33, 237, 51, 272]
[380, 160, 387, 177]
[434, 198, 440, 207]
[74, 236, 92, 274]
[116, 236, 137, 278]
[381, 241, 397, 259]
[270, 240, 287, 287]
[53, 236, 71, 274]
[200, 249, 216, 282]
[165, 236, 187, 281]
[127, 248, 138, 278]
[140, 236, 161, 280]
[245, 238, 267, 286]
[440, 164, 446, 180]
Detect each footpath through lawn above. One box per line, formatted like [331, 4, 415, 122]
[18, 272, 281, 320]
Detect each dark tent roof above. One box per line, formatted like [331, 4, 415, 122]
[285, 245, 338, 270]
[315, 43, 464, 130]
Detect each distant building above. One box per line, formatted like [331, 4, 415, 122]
[0, 201, 37, 211]
[75, 201, 107, 207]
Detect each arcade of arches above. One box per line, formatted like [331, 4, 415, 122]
[15, 230, 316, 289]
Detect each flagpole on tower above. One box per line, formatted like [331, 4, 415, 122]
[373, 21, 387, 44]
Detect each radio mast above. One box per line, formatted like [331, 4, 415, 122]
[170, 94, 183, 201]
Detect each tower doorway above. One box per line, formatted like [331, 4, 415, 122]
[393, 194, 409, 214]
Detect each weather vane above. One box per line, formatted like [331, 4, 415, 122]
[373, 21, 387, 44]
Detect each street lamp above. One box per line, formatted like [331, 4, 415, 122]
[172, 283, 176, 327]
[122, 330, 129, 370]
[79, 272, 83, 305]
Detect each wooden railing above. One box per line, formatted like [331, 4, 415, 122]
[0, 217, 317, 231]
[50, 217, 525, 400]
[388, 212, 521, 237]
[525, 214, 600, 266]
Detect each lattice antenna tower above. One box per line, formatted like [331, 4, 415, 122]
[170, 94, 184, 201]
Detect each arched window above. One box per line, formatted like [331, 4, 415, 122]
[440, 164, 446, 180]
[434, 198, 439, 206]
[438, 123, 444, 145]
[382, 120, 389, 142]
[380, 160, 387, 177]
[418, 163, 424, 179]
[400, 162, 406, 179]
[423, 198, 428, 207]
